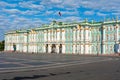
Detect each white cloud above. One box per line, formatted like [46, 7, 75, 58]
[0, 15, 43, 40]
[50, 0, 63, 4]
[62, 16, 81, 22]
[19, 1, 44, 10]
[22, 10, 40, 15]
[48, 16, 81, 22]
[0, 1, 16, 7]
[40, 0, 81, 10]
[61, 10, 78, 15]
[9, 15, 18, 18]
[10, 17, 43, 29]
[80, 0, 120, 12]
[44, 11, 54, 15]
[61, 0, 80, 8]
[112, 12, 120, 16]
[2, 8, 40, 15]
[84, 11, 94, 15]
[41, 0, 120, 15]
[2, 9, 21, 14]
[43, 10, 79, 17]
[97, 12, 107, 16]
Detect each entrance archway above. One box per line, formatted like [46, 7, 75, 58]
[51, 44, 56, 53]
[13, 43, 16, 52]
[59, 44, 62, 54]
[46, 44, 48, 53]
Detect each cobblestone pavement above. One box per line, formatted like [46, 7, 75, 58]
[0, 52, 118, 73]
[0, 52, 120, 80]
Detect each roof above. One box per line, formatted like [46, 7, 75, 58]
[5, 20, 120, 34]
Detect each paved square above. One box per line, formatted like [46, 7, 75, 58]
[0, 52, 115, 73]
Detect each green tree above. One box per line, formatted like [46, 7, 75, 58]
[0, 40, 4, 51]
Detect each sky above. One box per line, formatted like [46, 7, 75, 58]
[0, 0, 120, 41]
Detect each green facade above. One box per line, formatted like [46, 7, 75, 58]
[4, 20, 120, 55]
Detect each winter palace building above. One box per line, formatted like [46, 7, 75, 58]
[4, 20, 120, 55]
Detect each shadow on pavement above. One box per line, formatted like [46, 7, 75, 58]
[3, 75, 48, 80]
[3, 72, 71, 80]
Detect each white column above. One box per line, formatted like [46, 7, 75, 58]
[51, 30, 53, 42]
[54, 30, 56, 42]
[73, 44, 76, 54]
[48, 30, 50, 42]
[102, 26, 106, 54]
[81, 28, 84, 41]
[62, 28, 65, 41]
[73, 29, 76, 41]
[89, 29, 92, 42]
[116, 24, 119, 41]
[77, 30, 80, 41]
[103, 44, 106, 54]
[56, 44, 59, 54]
[77, 44, 80, 54]
[103, 26, 106, 41]
[48, 44, 51, 53]
[23, 45, 27, 52]
[43, 45, 46, 53]
[57, 29, 60, 41]
[89, 44, 91, 54]
[85, 44, 89, 54]
[62, 44, 65, 53]
[85, 27, 89, 41]
[80, 44, 84, 54]
[44, 30, 47, 42]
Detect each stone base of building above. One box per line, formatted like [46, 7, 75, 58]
[3, 51, 120, 57]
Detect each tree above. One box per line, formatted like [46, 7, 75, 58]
[0, 40, 4, 51]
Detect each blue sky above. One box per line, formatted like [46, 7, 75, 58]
[0, 0, 120, 41]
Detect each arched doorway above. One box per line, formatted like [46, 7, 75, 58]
[46, 44, 48, 53]
[13, 43, 16, 52]
[51, 44, 56, 53]
[59, 44, 62, 54]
